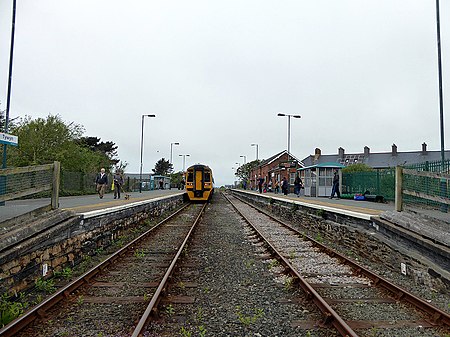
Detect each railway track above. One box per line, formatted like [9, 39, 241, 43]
[0, 203, 207, 337]
[223, 192, 450, 337]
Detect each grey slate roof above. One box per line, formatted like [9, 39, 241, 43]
[301, 149, 450, 169]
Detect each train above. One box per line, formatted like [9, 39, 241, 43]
[184, 164, 214, 201]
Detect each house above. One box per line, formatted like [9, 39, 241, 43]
[248, 150, 304, 192]
[302, 143, 449, 169]
[299, 143, 450, 197]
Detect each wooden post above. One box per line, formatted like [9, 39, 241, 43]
[51, 161, 60, 210]
[395, 166, 403, 212]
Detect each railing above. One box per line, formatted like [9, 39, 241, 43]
[0, 162, 60, 209]
[395, 160, 450, 212]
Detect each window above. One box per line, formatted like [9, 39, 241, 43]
[187, 172, 193, 182]
[204, 172, 211, 182]
[289, 172, 295, 185]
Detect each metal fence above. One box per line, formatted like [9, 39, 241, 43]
[342, 169, 396, 201]
[0, 162, 60, 209]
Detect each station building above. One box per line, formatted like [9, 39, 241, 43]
[248, 143, 449, 197]
[248, 150, 304, 191]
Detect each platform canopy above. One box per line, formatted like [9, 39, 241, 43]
[297, 162, 346, 171]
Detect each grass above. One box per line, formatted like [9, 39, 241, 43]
[53, 267, 73, 279]
[35, 278, 56, 294]
[235, 306, 264, 326]
[0, 293, 28, 327]
[134, 248, 146, 258]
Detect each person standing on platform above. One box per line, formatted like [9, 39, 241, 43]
[330, 170, 341, 199]
[113, 170, 124, 199]
[294, 174, 302, 197]
[95, 168, 108, 199]
[281, 176, 289, 195]
[274, 180, 280, 194]
[257, 175, 264, 194]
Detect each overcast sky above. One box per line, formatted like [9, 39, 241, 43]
[1, 0, 449, 186]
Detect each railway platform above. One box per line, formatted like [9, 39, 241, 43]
[0, 189, 183, 225]
[239, 189, 449, 246]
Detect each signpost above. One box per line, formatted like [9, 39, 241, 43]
[0, 132, 18, 147]
[0, 133, 18, 206]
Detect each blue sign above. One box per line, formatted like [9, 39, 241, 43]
[0, 132, 18, 146]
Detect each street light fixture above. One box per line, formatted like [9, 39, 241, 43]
[251, 143, 259, 160]
[139, 114, 156, 193]
[240, 155, 246, 164]
[277, 113, 301, 155]
[179, 154, 190, 172]
[170, 142, 180, 169]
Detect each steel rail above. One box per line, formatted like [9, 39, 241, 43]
[0, 203, 191, 337]
[231, 192, 450, 328]
[223, 193, 358, 337]
[131, 202, 207, 337]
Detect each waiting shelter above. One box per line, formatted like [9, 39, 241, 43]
[298, 162, 345, 197]
[151, 175, 171, 190]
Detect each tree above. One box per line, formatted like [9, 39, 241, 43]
[170, 171, 184, 188]
[6, 115, 84, 167]
[3, 114, 120, 173]
[152, 158, 172, 176]
[77, 136, 119, 167]
[235, 160, 261, 181]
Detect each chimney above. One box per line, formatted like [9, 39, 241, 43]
[422, 142, 427, 155]
[392, 144, 398, 156]
[364, 146, 370, 157]
[338, 147, 345, 160]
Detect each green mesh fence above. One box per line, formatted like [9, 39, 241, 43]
[0, 164, 54, 202]
[402, 160, 450, 209]
[60, 172, 100, 195]
[342, 169, 396, 201]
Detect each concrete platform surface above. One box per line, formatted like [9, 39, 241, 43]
[0, 189, 183, 224]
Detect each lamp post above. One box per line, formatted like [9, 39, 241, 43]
[277, 113, 301, 155]
[179, 154, 190, 172]
[2, 0, 16, 171]
[435, 0, 447, 212]
[139, 114, 156, 193]
[240, 155, 246, 164]
[170, 142, 180, 169]
[251, 143, 259, 160]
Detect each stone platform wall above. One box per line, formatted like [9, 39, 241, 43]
[231, 190, 449, 292]
[0, 195, 184, 294]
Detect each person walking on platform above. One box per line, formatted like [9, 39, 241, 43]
[294, 174, 302, 197]
[95, 168, 108, 199]
[113, 170, 124, 199]
[281, 177, 289, 195]
[330, 170, 341, 199]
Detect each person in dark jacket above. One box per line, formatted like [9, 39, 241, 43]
[281, 177, 289, 195]
[95, 168, 108, 199]
[330, 170, 341, 199]
[113, 170, 124, 199]
[257, 175, 264, 194]
[294, 175, 303, 197]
